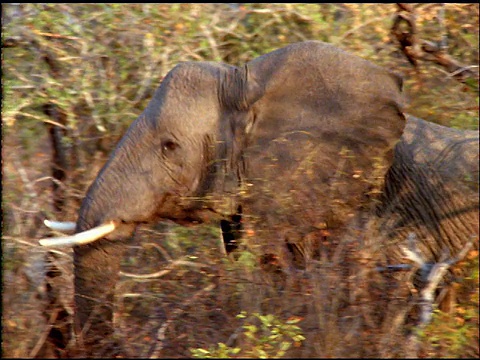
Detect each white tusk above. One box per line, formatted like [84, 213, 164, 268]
[44, 220, 77, 232]
[39, 221, 116, 247]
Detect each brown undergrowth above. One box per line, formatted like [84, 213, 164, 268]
[2, 3, 478, 358]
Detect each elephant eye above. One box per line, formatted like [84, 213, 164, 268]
[162, 140, 179, 152]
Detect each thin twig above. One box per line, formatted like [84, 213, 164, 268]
[448, 65, 479, 78]
[136, 240, 173, 262]
[337, 16, 385, 43]
[149, 283, 216, 358]
[375, 264, 412, 272]
[120, 259, 209, 279]
[31, 29, 80, 41]
[201, 14, 221, 61]
[28, 308, 60, 358]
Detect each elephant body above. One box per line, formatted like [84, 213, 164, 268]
[39, 41, 478, 354]
[378, 115, 478, 264]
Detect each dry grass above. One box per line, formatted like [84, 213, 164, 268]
[2, 3, 478, 358]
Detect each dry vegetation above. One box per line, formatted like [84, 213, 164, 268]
[2, 3, 478, 358]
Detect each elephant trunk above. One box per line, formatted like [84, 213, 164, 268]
[72, 159, 140, 350]
[70, 115, 171, 351]
[73, 237, 130, 347]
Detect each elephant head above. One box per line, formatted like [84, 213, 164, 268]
[39, 41, 406, 351]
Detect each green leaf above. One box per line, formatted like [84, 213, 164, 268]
[236, 311, 247, 319]
[243, 324, 258, 333]
[293, 334, 306, 342]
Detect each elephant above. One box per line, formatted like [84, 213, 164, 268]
[377, 115, 478, 265]
[39, 41, 479, 353]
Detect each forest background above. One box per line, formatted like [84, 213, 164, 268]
[2, 3, 479, 358]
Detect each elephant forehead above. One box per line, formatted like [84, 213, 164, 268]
[146, 104, 221, 136]
[145, 66, 223, 130]
[161, 61, 225, 95]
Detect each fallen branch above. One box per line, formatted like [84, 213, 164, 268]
[401, 233, 474, 357]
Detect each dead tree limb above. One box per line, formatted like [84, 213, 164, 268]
[401, 234, 474, 357]
[392, 3, 479, 86]
[43, 103, 69, 213]
[11, 31, 76, 357]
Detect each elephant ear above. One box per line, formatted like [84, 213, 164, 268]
[236, 41, 406, 238]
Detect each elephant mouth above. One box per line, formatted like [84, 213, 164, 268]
[158, 206, 227, 226]
[39, 205, 226, 248]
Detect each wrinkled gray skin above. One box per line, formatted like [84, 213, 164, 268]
[69, 41, 478, 351]
[378, 115, 478, 263]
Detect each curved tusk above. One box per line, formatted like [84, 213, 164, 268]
[44, 220, 77, 232]
[39, 221, 116, 247]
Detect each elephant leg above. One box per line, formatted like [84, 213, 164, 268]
[220, 206, 243, 254]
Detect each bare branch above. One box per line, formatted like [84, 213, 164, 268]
[402, 238, 475, 357]
[392, 3, 479, 85]
[29, 308, 61, 358]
